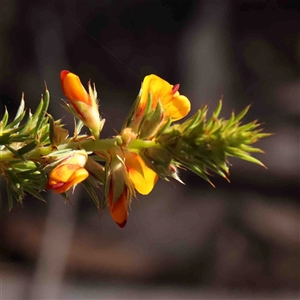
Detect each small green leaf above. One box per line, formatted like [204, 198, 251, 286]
[75, 119, 84, 136]
[14, 95, 26, 122]
[18, 141, 38, 156]
[5, 145, 24, 160]
[5, 96, 26, 129]
[234, 105, 251, 123]
[6, 111, 26, 129]
[213, 99, 223, 118]
[0, 107, 9, 130]
[34, 88, 50, 139]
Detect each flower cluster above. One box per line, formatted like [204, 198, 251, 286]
[57, 71, 191, 227]
[0, 70, 270, 228]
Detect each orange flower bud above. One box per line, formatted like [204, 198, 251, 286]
[104, 151, 135, 228]
[60, 70, 104, 139]
[108, 183, 128, 228]
[47, 152, 89, 194]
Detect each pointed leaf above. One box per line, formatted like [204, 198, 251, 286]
[34, 88, 50, 139]
[0, 107, 9, 129]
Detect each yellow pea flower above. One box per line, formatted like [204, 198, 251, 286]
[120, 123, 158, 196]
[105, 149, 157, 228]
[124, 151, 158, 195]
[138, 74, 191, 121]
[47, 151, 89, 194]
[60, 70, 104, 139]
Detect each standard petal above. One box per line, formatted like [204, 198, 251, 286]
[141, 75, 171, 110]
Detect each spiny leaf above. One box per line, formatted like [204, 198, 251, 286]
[23, 186, 46, 202]
[18, 141, 38, 156]
[34, 88, 50, 139]
[234, 105, 251, 123]
[0, 107, 9, 130]
[5, 145, 25, 160]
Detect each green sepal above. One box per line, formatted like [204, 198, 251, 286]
[103, 151, 134, 207]
[122, 91, 153, 134]
[139, 100, 164, 139]
[82, 179, 100, 210]
[122, 93, 141, 129]
[75, 119, 84, 137]
[110, 156, 127, 205]
[155, 116, 172, 138]
[61, 100, 82, 120]
[85, 157, 105, 184]
[49, 115, 69, 146]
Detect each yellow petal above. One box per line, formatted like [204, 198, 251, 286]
[68, 167, 89, 186]
[140, 75, 170, 110]
[140, 74, 191, 121]
[125, 152, 158, 195]
[161, 94, 191, 121]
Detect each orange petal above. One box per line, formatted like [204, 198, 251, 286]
[125, 152, 158, 195]
[60, 70, 91, 106]
[48, 164, 89, 194]
[48, 164, 80, 183]
[109, 186, 128, 228]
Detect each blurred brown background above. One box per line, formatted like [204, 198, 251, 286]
[0, 0, 299, 299]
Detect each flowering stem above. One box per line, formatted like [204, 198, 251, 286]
[0, 137, 158, 163]
[0, 138, 119, 162]
[1, 70, 270, 226]
[127, 139, 156, 151]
